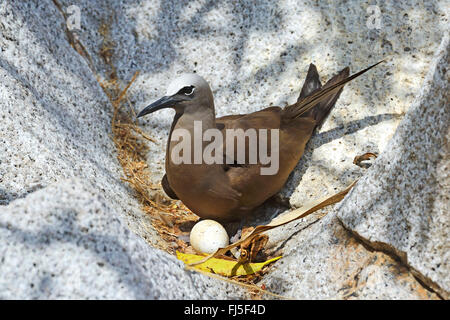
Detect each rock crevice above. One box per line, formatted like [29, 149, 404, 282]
[337, 218, 446, 299]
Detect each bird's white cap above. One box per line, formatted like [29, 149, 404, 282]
[166, 73, 210, 96]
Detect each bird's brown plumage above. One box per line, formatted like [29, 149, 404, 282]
[146, 62, 382, 222]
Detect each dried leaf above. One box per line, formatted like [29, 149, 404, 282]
[176, 251, 281, 277]
[188, 180, 357, 266]
[353, 152, 378, 167]
[239, 230, 269, 263]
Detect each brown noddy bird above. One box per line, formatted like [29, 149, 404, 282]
[138, 61, 382, 222]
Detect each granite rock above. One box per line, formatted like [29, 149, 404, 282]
[0, 0, 158, 245]
[0, 0, 246, 299]
[0, 179, 246, 299]
[0, 0, 448, 299]
[262, 212, 439, 299]
[337, 33, 449, 299]
[262, 33, 448, 300]
[262, 32, 448, 300]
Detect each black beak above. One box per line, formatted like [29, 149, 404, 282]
[137, 96, 176, 118]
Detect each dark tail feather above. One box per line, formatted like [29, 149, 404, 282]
[306, 66, 349, 128]
[297, 64, 322, 101]
[283, 61, 384, 123]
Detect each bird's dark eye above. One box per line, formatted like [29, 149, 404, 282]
[177, 86, 195, 96]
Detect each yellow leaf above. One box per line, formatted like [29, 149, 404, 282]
[187, 180, 357, 267]
[176, 251, 281, 277]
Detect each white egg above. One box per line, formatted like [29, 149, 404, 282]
[190, 219, 229, 254]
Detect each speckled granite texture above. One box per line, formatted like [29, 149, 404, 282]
[337, 33, 449, 299]
[0, 0, 448, 299]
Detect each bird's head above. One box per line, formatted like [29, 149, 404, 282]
[137, 73, 214, 118]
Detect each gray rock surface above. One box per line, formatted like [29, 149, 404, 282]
[0, 0, 165, 261]
[0, 0, 246, 299]
[337, 33, 449, 299]
[262, 33, 449, 300]
[0, 179, 246, 299]
[263, 212, 439, 299]
[0, 0, 448, 299]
